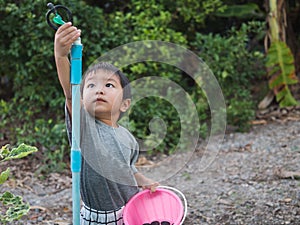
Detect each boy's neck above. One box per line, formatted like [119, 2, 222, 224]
[97, 118, 119, 128]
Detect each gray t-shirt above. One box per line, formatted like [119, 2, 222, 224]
[65, 106, 139, 211]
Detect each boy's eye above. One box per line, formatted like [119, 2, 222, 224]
[106, 83, 114, 88]
[87, 83, 95, 88]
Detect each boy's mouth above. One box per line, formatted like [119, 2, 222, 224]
[96, 98, 106, 102]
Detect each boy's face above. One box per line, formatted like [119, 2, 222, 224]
[82, 70, 130, 125]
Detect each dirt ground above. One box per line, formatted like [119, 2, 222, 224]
[1, 107, 300, 225]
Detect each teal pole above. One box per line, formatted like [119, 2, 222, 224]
[70, 37, 82, 225]
[46, 3, 82, 224]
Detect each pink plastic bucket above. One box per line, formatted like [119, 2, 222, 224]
[123, 186, 187, 225]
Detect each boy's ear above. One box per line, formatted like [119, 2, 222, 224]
[120, 99, 131, 112]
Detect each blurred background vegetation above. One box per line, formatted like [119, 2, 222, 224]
[0, 0, 299, 174]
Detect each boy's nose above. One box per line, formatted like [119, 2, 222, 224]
[96, 86, 104, 95]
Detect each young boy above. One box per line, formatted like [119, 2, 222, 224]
[54, 22, 158, 225]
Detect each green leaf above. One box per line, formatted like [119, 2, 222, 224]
[0, 191, 30, 222]
[266, 41, 299, 107]
[1, 143, 38, 162]
[215, 3, 264, 19]
[0, 168, 10, 185]
[0, 144, 10, 159]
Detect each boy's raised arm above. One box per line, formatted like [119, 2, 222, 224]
[54, 22, 81, 115]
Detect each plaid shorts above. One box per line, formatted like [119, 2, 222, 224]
[80, 203, 124, 225]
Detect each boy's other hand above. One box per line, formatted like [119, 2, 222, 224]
[142, 181, 160, 193]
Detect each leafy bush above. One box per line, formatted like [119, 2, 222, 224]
[0, 0, 109, 171]
[0, 143, 38, 224]
[0, 0, 210, 157]
[119, 64, 208, 153]
[191, 21, 266, 130]
[0, 0, 266, 162]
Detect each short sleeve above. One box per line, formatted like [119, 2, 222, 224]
[130, 142, 139, 173]
[65, 103, 72, 145]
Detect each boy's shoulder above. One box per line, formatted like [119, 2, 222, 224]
[116, 125, 138, 149]
[117, 125, 135, 140]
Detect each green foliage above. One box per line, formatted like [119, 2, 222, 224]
[0, 143, 37, 161]
[84, 0, 226, 36]
[0, 143, 37, 224]
[0, 168, 10, 185]
[265, 0, 299, 108]
[15, 119, 69, 173]
[0, 0, 202, 156]
[191, 21, 265, 130]
[119, 62, 208, 154]
[0, 192, 30, 224]
[107, 0, 188, 44]
[173, 0, 226, 24]
[0, 0, 107, 170]
[126, 96, 181, 153]
[215, 3, 264, 19]
[266, 40, 299, 107]
[0, 0, 268, 159]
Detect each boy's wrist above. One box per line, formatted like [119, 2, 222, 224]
[55, 54, 69, 60]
